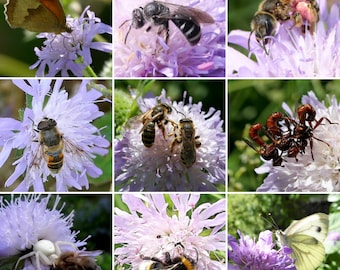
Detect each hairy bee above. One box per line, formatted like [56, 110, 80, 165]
[36, 117, 64, 174]
[171, 118, 201, 168]
[139, 103, 173, 148]
[139, 246, 198, 270]
[249, 11, 278, 53]
[249, 0, 319, 53]
[51, 251, 101, 270]
[121, 1, 214, 45]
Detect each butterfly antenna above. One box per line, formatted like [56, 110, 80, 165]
[260, 213, 279, 230]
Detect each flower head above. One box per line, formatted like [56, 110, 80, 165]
[30, 6, 112, 77]
[114, 90, 225, 191]
[114, 0, 225, 77]
[228, 0, 340, 77]
[114, 194, 226, 270]
[257, 91, 340, 192]
[228, 230, 296, 270]
[0, 79, 110, 192]
[0, 195, 95, 270]
[326, 231, 340, 246]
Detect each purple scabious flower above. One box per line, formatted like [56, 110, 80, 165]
[114, 0, 225, 77]
[228, 0, 340, 77]
[326, 231, 340, 245]
[0, 195, 91, 270]
[0, 79, 110, 192]
[114, 90, 225, 191]
[30, 6, 112, 77]
[114, 194, 226, 270]
[228, 230, 296, 270]
[257, 91, 340, 192]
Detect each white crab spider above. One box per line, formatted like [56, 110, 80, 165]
[14, 239, 79, 270]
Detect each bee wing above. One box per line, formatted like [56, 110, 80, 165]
[162, 262, 184, 270]
[76, 250, 103, 257]
[126, 114, 144, 133]
[126, 109, 156, 133]
[156, 1, 215, 23]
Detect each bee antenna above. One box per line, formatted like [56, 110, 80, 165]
[28, 116, 35, 124]
[171, 106, 186, 118]
[119, 19, 133, 44]
[124, 24, 133, 44]
[248, 30, 254, 52]
[193, 247, 199, 264]
[119, 18, 131, 28]
[260, 39, 269, 55]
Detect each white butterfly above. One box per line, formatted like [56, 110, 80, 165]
[276, 213, 329, 270]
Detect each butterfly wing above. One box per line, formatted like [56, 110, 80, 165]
[287, 234, 326, 270]
[284, 213, 329, 243]
[277, 213, 329, 270]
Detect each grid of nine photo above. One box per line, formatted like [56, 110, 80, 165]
[0, 0, 339, 270]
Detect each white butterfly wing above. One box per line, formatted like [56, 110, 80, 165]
[276, 213, 329, 270]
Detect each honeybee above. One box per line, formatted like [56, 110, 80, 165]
[36, 117, 64, 174]
[121, 1, 215, 45]
[51, 251, 101, 270]
[139, 103, 173, 148]
[171, 118, 201, 168]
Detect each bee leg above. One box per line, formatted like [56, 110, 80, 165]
[170, 136, 182, 153]
[195, 141, 201, 148]
[158, 122, 167, 140]
[157, 21, 169, 44]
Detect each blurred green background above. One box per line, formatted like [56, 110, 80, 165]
[0, 0, 111, 76]
[0, 194, 112, 270]
[0, 80, 112, 191]
[228, 80, 340, 191]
